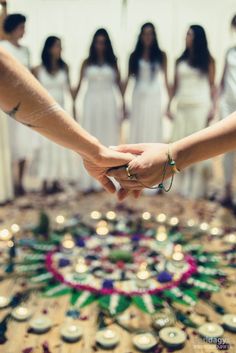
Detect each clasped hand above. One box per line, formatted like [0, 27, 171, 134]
[83, 143, 175, 200]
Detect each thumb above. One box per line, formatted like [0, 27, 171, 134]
[109, 144, 146, 155]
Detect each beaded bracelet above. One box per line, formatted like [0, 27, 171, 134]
[140, 144, 180, 192]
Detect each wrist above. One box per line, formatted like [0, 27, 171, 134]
[80, 136, 103, 164]
[171, 141, 190, 171]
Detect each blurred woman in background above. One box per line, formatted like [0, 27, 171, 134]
[0, 13, 32, 196]
[220, 15, 236, 208]
[168, 25, 216, 199]
[33, 36, 79, 194]
[74, 28, 123, 193]
[126, 22, 169, 144]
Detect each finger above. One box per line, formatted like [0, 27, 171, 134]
[133, 190, 142, 198]
[110, 150, 134, 165]
[127, 156, 144, 175]
[109, 144, 146, 155]
[118, 180, 143, 190]
[98, 175, 116, 194]
[117, 188, 130, 201]
[106, 166, 128, 178]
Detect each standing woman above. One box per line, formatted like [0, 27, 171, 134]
[0, 4, 13, 205]
[220, 15, 236, 208]
[168, 25, 216, 199]
[33, 36, 79, 194]
[0, 14, 31, 196]
[74, 28, 123, 192]
[126, 22, 169, 144]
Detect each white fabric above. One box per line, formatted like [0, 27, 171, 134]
[129, 60, 163, 143]
[80, 64, 120, 190]
[36, 66, 80, 181]
[0, 40, 34, 161]
[171, 61, 212, 199]
[222, 47, 236, 102]
[0, 114, 13, 203]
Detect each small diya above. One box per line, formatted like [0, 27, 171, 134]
[29, 316, 52, 333]
[60, 323, 83, 342]
[222, 314, 236, 332]
[96, 329, 120, 348]
[0, 295, 10, 309]
[12, 306, 32, 321]
[198, 323, 224, 340]
[159, 326, 187, 347]
[132, 332, 158, 351]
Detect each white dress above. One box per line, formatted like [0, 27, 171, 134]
[0, 40, 33, 161]
[80, 64, 120, 191]
[36, 66, 79, 182]
[172, 61, 212, 199]
[0, 116, 13, 203]
[221, 48, 236, 188]
[130, 60, 163, 143]
[0, 40, 30, 202]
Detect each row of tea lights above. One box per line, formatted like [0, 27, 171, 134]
[57, 210, 236, 245]
[1, 297, 235, 350]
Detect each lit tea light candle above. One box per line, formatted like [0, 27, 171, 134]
[171, 244, 184, 266]
[60, 323, 83, 342]
[106, 211, 117, 220]
[187, 219, 196, 227]
[61, 234, 75, 253]
[0, 229, 12, 241]
[159, 327, 187, 347]
[198, 323, 224, 339]
[96, 329, 119, 348]
[11, 224, 20, 234]
[7, 240, 14, 248]
[136, 263, 150, 288]
[222, 314, 236, 332]
[156, 213, 167, 223]
[29, 316, 52, 333]
[223, 233, 236, 245]
[0, 296, 10, 309]
[55, 215, 65, 225]
[133, 332, 158, 351]
[169, 217, 179, 227]
[96, 220, 109, 236]
[156, 226, 168, 243]
[142, 212, 151, 221]
[90, 210, 102, 220]
[75, 257, 88, 275]
[174, 244, 182, 252]
[200, 222, 209, 231]
[12, 306, 32, 321]
[172, 252, 184, 261]
[210, 227, 222, 236]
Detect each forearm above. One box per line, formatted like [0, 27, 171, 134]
[0, 48, 101, 160]
[174, 111, 236, 170]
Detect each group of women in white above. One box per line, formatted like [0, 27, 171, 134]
[0, 13, 236, 205]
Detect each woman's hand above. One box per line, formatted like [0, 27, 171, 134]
[82, 144, 135, 195]
[106, 143, 176, 200]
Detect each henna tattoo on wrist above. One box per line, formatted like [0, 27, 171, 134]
[4, 102, 32, 127]
[5, 102, 21, 119]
